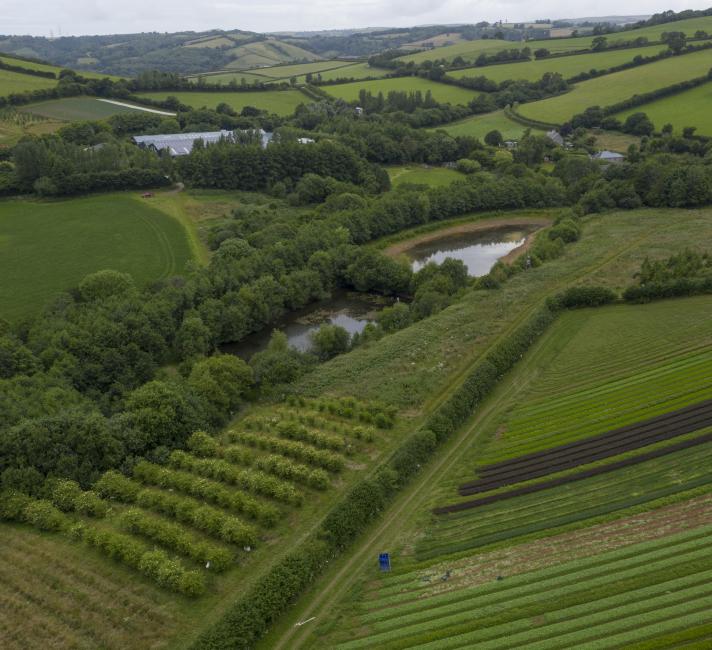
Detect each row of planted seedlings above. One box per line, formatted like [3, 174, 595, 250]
[0, 397, 392, 597]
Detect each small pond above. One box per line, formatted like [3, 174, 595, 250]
[407, 225, 540, 277]
[221, 292, 394, 359]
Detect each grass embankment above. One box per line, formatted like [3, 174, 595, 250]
[323, 77, 479, 105]
[135, 89, 308, 116]
[0, 192, 195, 321]
[518, 48, 712, 124]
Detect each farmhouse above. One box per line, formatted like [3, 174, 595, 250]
[132, 128, 273, 156]
[546, 130, 564, 146]
[592, 150, 625, 163]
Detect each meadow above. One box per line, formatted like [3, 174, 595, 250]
[305, 62, 388, 82]
[135, 89, 308, 116]
[0, 54, 123, 80]
[398, 15, 712, 64]
[0, 68, 58, 94]
[323, 77, 478, 105]
[433, 109, 541, 140]
[19, 97, 170, 121]
[224, 39, 320, 70]
[187, 70, 271, 85]
[452, 42, 669, 83]
[615, 80, 712, 135]
[387, 165, 465, 187]
[518, 47, 712, 124]
[0, 193, 194, 320]
[250, 60, 355, 78]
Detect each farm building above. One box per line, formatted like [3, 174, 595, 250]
[592, 150, 625, 163]
[546, 130, 564, 146]
[132, 128, 272, 156]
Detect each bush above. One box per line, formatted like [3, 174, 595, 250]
[550, 285, 618, 308]
[22, 499, 68, 531]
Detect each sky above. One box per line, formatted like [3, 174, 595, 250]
[1, 0, 710, 36]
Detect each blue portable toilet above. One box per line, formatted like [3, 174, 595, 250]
[379, 553, 391, 572]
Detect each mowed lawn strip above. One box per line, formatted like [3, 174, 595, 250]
[323, 77, 479, 104]
[518, 48, 712, 124]
[135, 89, 308, 116]
[0, 193, 194, 321]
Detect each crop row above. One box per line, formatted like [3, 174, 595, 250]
[295, 396, 396, 428]
[418, 442, 712, 558]
[118, 508, 234, 571]
[226, 430, 345, 471]
[94, 470, 259, 545]
[168, 450, 303, 504]
[289, 412, 376, 441]
[456, 406, 712, 498]
[338, 528, 712, 648]
[254, 454, 331, 490]
[364, 526, 712, 617]
[243, 417, 347, 452]
[49, 479, 109, 517]
[132, 460, 280, 526]
[186, 431, 254, 464]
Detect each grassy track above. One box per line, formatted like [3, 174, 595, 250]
[135, 89, 308, 115]
[615, 80, 712, 135]
[0, 193, 194, 320]
[453, 42, 670, 83]
[322, 77, 479, 104]
[518, 48, 712, 124]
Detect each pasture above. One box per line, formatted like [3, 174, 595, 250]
[518, 48, 712, 124]
[323, 77, 478, 105]
[135, 89, 308, 116]
[224, 39, 320, 70]
[187, 70, 271, 85]
[453, 42, 669, 83]
[0, 68, 57, 95]
[309, 62, 388, 82]
[252, 60, 355, 78]
[388, 165, 464, 187]
[434, 109, 541, 140]
[0, 193, 194, 320]
[615, 80, 712, 135]
[19, 97, 170, 121]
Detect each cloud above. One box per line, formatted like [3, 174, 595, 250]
[2, 0, 711, 36]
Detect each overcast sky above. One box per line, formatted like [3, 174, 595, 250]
[2, 0, 710, 37]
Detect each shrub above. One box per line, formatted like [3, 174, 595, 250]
[550, 285, 618, 308]
[22, 499, 68, 531]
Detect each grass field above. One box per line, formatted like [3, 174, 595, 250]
[518, 48, 712, 124]
[388, 165, 465, 187]
[615, 80, 712, 135]
[187, 70, 272, 85]
[0, 193, 194, 320]
[135, 89, 308, 116]
[224, 39, 320, 70]
[453, 42, 669, 83]
[433, 109, 542, 140]
[306, 62, 388, 82]
[0, 68, 57, 95]
[398, 15, 712, 64]
[19, 97, 169, 121]
[0, 54, 122, 80]
[323, 77, 479, 105]
[252, 60, 355, 78]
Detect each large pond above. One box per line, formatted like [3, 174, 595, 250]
[407, 225, 540, 277]
[221, 292, 394, 359]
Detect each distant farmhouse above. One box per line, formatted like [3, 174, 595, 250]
[592, 150, 625, 163]
[132, 129, 273, 157]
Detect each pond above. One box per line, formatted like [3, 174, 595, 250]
[221, 292, 394, 359]
[407, 225, 541, 277]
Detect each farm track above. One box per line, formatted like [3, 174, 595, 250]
[457, 399, 712, 495]
[435, 428, 712, 514]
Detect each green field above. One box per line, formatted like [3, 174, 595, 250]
[0, 54, 122, 80]
[224, 39, 320, 70]
[434, 109, 542, 140]
[0, 68, 57, 95]
[453, 42, 669, 83]
[252, 60, 355, 78]
[388, 165, 465, 187]
[519, 48, 712, 124]
[616, 80, 712, 135]
[305, 62, 388, 82]
[19, 97, 173, 121]
[398, 15, 712, 64]
[0, 193, 194, 320]
[323, 77, 478, 105]
[187, 70, 271, 85]
[135, 89, 308, 115]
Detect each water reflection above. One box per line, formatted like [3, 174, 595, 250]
[408, 225, 538, 277]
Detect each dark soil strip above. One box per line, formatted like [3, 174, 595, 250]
[434, 430, 712, 515]
[459, 405, 712, 495]
[457, 400, 712, 494]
